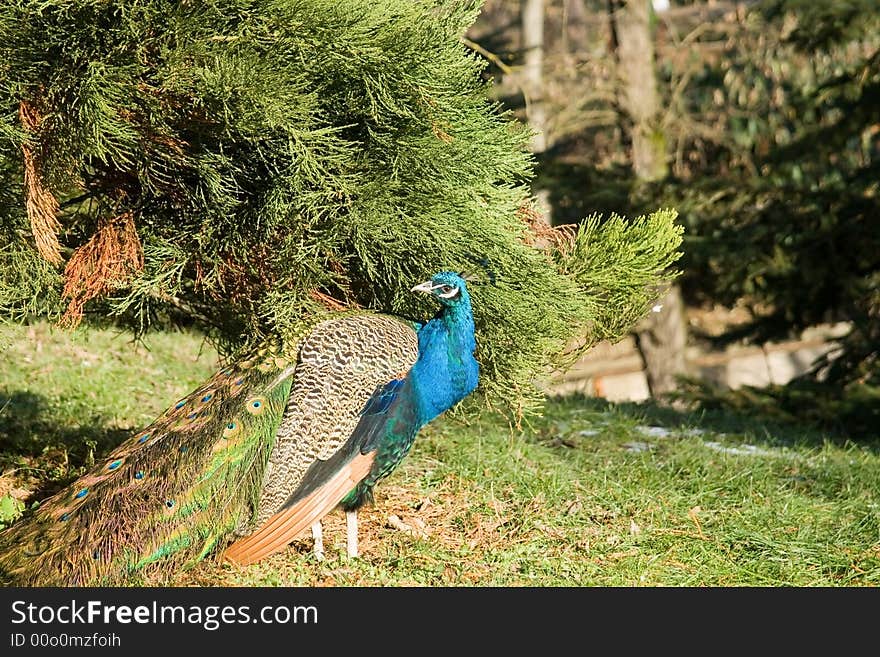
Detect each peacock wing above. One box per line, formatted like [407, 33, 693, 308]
[222, 313, 419, 564]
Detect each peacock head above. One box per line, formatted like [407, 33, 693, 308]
[410, 271, 471, 307]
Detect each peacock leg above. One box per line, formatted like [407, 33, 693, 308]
[311, 521, 324, 561]
[346, 510, 358, 558]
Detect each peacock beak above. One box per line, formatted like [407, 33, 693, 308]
[410, 280, 436, 294]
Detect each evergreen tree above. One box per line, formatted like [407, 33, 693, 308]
[634, 0, 880, 435]
[667, 0, 879, 388]
[0, 0, 681, 416]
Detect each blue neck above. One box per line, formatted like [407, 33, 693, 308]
[408, 292, 479, 425]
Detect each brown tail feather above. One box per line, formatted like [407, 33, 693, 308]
[222, 452, 375, 564]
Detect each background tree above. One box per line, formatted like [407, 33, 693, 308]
[661, 0, 880, 432]
[471, 0, 688, 397]
[0, 0, 681, 419]
[608, 0, 687, 397]
[670, 0, 879, 379]
[469, 0, 878, 432]
[522, 0, 548, 155]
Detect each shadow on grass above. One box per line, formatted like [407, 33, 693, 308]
[545, 390, 880, 453]
[0, 389, 130, 501]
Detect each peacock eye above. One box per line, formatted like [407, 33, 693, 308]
[435, 283, 460, 299]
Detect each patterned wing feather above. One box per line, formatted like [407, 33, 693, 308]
[249, 314, 419, 526]
[222, 314, 418, 564]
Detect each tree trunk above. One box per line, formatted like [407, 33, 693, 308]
[522, 0, 547, 154]
[522, 0, 552, 224]
[634, 285, 688, 397]
[609, 0, 684, 396]
[563, 0, 589, 53]
[610, 0, 667, 181]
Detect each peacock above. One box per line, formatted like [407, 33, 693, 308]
[0, 271, 479, 586]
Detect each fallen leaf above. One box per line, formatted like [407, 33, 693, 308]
[386, 514, 411, 533]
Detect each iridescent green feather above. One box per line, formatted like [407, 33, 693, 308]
[0, 343, 296, 586]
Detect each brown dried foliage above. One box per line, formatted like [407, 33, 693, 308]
[20, 100, 63, 266]
[431, 121, 454, 143]
[516, 201, 576, 257]
[309, 289, 352, 312]
[60, 211, 144, 327]
[210, 246, 275, 307]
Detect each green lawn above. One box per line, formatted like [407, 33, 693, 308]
[1, 321, 878, 586]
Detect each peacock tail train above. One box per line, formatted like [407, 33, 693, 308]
[0, 339, 297, 586]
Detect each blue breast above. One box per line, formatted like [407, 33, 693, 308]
[409, 310, 479, 425]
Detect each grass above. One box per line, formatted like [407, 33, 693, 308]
[1, 320, 879, 586]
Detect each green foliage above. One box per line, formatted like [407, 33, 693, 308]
[656, 2, 880, 388]
[556, 210, 682, 344]
[0, 0, 680, 415]
[759, 0, 880, 49]
[0, 496, 24, 530]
